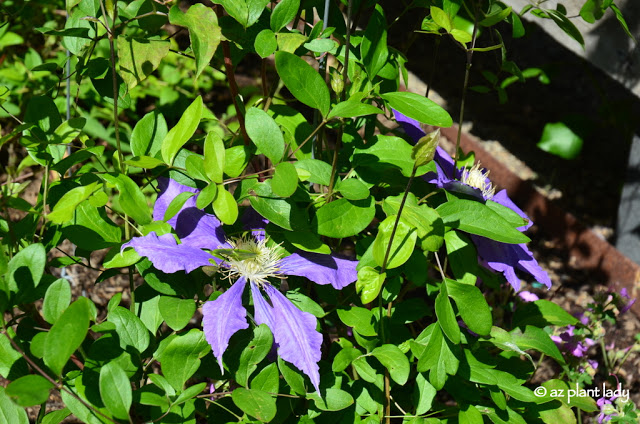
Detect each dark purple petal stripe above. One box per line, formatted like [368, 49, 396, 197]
[264, 284, 322, 393]
[203, 277, 250, 373]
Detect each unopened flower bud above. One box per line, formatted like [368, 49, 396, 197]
[331, 71, 344, 95]
[412, 128, 440, 167]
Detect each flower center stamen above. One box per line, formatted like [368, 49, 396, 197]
[223, 236, 283, 286]
[461, 163, 496, 199]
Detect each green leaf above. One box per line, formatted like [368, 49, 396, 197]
[158, 329, 210, 390]
[355, 266, 386, 304]
[7, 243, 46, 296]
[430, 6, 452, 31]
[332, 347, 362, 372]
[546, 9, 585, 47]
[337, 307, 377, 337]
[52, 118, 85, 145]
[125, 156, 165, 169]
[131, 110, 168, 157]
[0, 330, 27, 379]
[352, 135, 433, 177]
[294, 158, 332, 185]
[307, 388, 354, 411]
[485, 199, 527, 228]
[99, 362, 132, 420]
[513, 299, 579, 327]
[161, 96, 203, 164]
[0, 387, 29, 424]
[282, 230, 329, 254]
[328, 100, 383, 120]
[196, 183, 218, 209]
[537, 122, 583, 160]
[232, 388, 276, 421]
[174, 382, 207, 405]
[245, 107, 285, 163]
[415, 373, 436, 415]
[445, 278, 492, 336]
[236, 324, 273, 387]
[203, 131, 225, 183]
[103, 247, 142, 269]
[435, 285, 460, 344]
[42, 278, 71, 324]
[213, 185, 239, 225]
[44, 297, 91, 375]
[385, 92, 452, 127]
[444, 231, 478, 285]
[5, 375, 54, 407]
[224, 145, 253, 178]
[416, 325, 459, 389]
[275, 51, 330, 117]
[314, 197, 375, 238]
[337, 178, 370, 201]
[480, 6, 512, 27]
[158, 296, 196, 331]
[169, 4, 221, 79]
[117, 37, 169, 89]
[135, 295, 163, 334]
[383, 196, 444, 252]
[250, 181, 308, 231]
[102, 173, 152, 225]
[163, 191, 196, 222]
[510, 325, 565, 364]
[271, 162, 298, 197]
[47, 182, 100, 224]
[212, 0, 268, 28]
[373, 215, 417, 269]
[459, 405, 484, 424]
[611, 3, 635, 41]
[436, 198, 530, 243]
[108, 306, 150, 353]
[40, 408, 71, 424]
[255, 29, 277, 59]
[361, 4, 389, 78]
[277, 357, 306, 395]
[251, 363, 280, 393]
[271, 0, 300, 32]
[371, 345, 409, 385]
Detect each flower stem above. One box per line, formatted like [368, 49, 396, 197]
[380, 165, 417, 274]
[453, 7, 479, 168]
[215, 6, 249, 146]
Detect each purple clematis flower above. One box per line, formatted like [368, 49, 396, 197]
[394, 110, 551, 291]
[122, 178, 358, 393]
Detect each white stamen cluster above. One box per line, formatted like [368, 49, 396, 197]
[224, 236, 283, 286]
[461, 163, 496, 199]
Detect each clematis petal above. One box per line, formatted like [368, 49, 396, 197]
[242, 208, 269, 241]
[471, 235, 551, 290]
[250, 282, 274, 328]
[153, 177, 199, 225]
[393, 109, 427, 143]
[492, 189, 533, 231]
[152, 178, 229, 249]
[279, 251, 358, 289]
[263, 284, 322, 393]
[203, 277, 250, 373]
[175, 207, 229, 250]
[122, 232, 217, 273]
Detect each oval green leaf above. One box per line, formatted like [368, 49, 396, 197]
[383, 91, 452, 127]
[275, 51, 330, 117]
